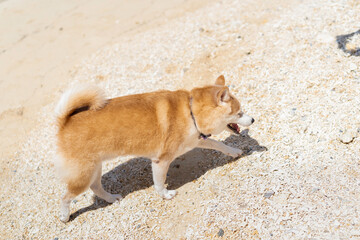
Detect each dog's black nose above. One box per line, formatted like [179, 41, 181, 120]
[251, 118, 255, 124]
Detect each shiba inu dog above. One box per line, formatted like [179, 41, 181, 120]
[55, 75, 254, 222]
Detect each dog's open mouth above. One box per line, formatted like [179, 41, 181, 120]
[227, 123, 240, 134]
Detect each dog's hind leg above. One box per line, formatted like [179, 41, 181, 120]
[151, 159, 177, 199]
[60, 191, 76, 222]
[60, 179, 92, 223]
[90, 163, 122, 203]
[59, 161, 97, 222]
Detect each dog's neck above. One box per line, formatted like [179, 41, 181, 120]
[189, 97, 211, 140]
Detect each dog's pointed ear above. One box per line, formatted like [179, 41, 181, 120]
[215, 75, 225, 86]
[217, 86, 230, 104]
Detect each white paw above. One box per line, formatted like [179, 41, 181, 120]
[227, 148, 243, 158]
[157, 189, 177, 200]
[105, 194, 122, 203]
[163, 190, 177, 200]
[59, 211, 70, 223]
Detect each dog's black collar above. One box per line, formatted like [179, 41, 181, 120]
[189, 97, 211, 140]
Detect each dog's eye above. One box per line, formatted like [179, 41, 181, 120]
[238, 112, 243, 117]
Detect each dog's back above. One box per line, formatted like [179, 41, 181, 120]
[56, 87, 193, 161]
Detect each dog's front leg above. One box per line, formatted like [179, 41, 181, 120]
[198, 138, 243, 158]
[151, 160, 177, 199]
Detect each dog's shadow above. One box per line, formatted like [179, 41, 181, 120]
[69, 129, 266, 221]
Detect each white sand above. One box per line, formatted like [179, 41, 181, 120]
[1, 0, 360, 239]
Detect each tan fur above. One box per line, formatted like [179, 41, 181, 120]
[215, 75, 226, 86]
[55, 76, 254, 222]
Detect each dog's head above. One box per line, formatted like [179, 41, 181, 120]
[190, 75, 254, 136]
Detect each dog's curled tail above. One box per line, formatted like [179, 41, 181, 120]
[55, 85, 107, 129]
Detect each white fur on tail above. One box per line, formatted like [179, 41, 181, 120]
[55, 85, 107, 129]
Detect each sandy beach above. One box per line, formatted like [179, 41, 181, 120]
[1, 0, 360, 239]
